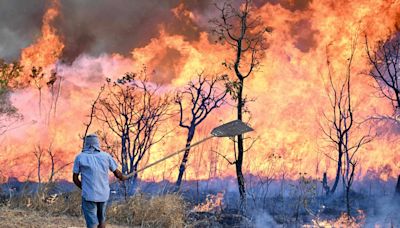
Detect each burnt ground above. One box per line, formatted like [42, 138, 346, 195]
[1, 178, 400, 227]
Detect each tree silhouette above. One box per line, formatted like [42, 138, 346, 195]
[366, 34, 400, 119]
[321, 38, 372, 217]
[211, 0, 269, 206]
[175, 73, 228, 188]
[94, 72, 170, 194]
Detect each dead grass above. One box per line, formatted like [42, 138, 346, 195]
[8, 190, 82, 216]
[0, 207, 83, 228]
[5, 191, 187, 228]
[108, 193, 186, 227]
[0, 207, 128, 228]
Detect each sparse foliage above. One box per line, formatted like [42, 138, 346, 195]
[33, 145, 45, 186]
[30, 66, 45, 116]
[366, 34, 400, 117]
[33, 142, 72, 189]
[46, 69, 63, 123]
[0, 59, 23, 135]
[211, 0, 269, 207]
[321, 37, 373, 218]
[81, 85, 104, 148]
[47, 143, 72, 183]
[175, 73, 228, 188]
[95, 71, 171, 194]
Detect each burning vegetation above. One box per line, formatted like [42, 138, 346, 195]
[1, 0, 400, 227]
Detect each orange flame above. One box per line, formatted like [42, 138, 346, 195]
[192, 192, 224, 213]
[20, 0, 64, 72]
[306, 210, 365, 228]
[1, 0, 400, 183]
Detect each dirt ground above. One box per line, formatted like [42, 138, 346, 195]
[0, 207, 128, 228]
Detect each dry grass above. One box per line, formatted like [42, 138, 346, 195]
[0, 207, 128, 228]
[108, 193, 186, 227]
[8, 190, 82, 216]
[0, 207, 85, 228]
[5, 191, 187, 227]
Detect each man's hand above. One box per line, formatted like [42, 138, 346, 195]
[113, 169, 129, 181]
[72, 173, 82, 189]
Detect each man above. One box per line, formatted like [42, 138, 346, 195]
[73, 134, 128, 228]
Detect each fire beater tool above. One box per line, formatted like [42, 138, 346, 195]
[125, 119, 254, 178]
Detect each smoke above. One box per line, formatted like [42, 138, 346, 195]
[57, 0, 187, 62]
[0, 0, 212, 62]
[252, 209, 278, 227]
[290, 19, 319, 52]
[0, 0, 46, 61]
[256, 0, 312, 11]
[364, 195, 400, 226]
[0, 0, 320, 63]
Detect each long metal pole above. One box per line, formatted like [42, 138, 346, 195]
[125, 135, 214, 178]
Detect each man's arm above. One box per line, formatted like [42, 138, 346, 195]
[108, 154, 128, 181]
[73, 173, 82, 189]
[72, 155, 81, 189]
[113, 169, 129, 181]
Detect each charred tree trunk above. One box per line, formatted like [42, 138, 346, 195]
[121, 134, 128, 200]
[330, 149, 343, 194]
[33, 146, 44, 194]
[236, 79, 246, 205]
[49, 155, 55, 183]
[121, 134, 128, 174]
[175, 74, 227, 189]
[322, 172, 330, 196]
[346, 182, 351, 217]
[211, 0, 267, 209]
[38, 88, 42, 117]
[345, 161, 356, 219]
[127, 154, 138, 195]
[37, 160, 41, 185]
[176, 127, 195, 188]
[127, 166, 138, 195]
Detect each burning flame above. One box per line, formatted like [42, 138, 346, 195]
[192, 192, 224, 213]
[20, 0, 64, 74]
[306, 211, 366, 228]
[0, 0, 400, 184]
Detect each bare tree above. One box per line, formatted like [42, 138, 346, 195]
[81, 85, 105, 148]
[366, 34, 400, 117]
[95, 72, 170, 190]
[53, 75, 63, 118]
[246, 152, 279, 208]
[33, 145, 45, 186]
[29, 141, 72, 199]
[321, 38, 373, 217]
[365, 32, 400, 205]
[46, 69, 63, 124]
[175, 73, 228, 188]
[47, 143, 72, 183]
[211, 0, 269, 205]
[98, 130, 121, 163]
[30, 66, 45, 117]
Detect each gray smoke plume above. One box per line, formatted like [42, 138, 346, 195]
[0, 0, 314, 63]
[0, 0, 46, 61]
[0, 0, 214, 62]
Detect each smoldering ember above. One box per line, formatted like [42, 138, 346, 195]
[0, 0, 400, 227]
